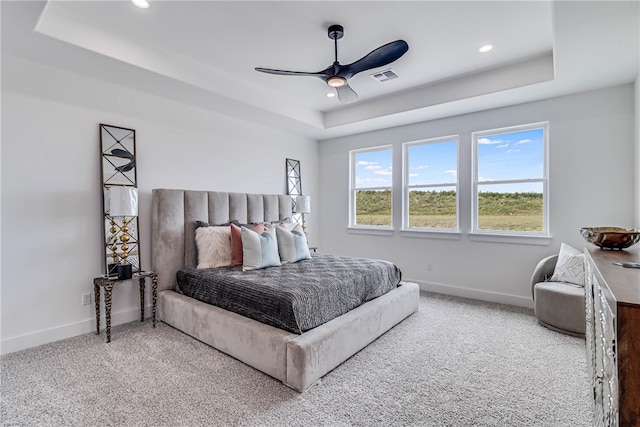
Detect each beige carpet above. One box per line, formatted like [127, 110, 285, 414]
[0, 292, 593, 426]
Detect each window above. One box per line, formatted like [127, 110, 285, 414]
[350, 146, 393, 228]
[472, 123, 548, 235]
[403, 137, 458, 230]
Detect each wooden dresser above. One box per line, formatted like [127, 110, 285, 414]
[584, 246, 640, 427]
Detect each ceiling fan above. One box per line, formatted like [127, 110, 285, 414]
[255, 25, 409, 103]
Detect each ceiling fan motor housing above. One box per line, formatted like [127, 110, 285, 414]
[328, 25, 344, 40]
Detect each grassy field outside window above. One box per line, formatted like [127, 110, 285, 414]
[356, 189, 543, 231]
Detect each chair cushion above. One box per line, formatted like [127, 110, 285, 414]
[533, 281, 586, 335]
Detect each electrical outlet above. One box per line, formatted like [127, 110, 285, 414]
[82, 293, 91, 306]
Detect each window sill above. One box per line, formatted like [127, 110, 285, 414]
[347, 227, 394, 236]
[468, 232, 552, 246]
[400, 229, 462, 240]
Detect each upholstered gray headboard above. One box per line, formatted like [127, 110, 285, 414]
[151, 189, 293, 292]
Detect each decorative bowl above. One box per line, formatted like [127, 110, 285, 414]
[579, 227, 640, 250]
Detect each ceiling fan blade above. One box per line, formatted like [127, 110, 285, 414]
[335, 83, 358, 104]
[255, 67, 329, 78]
[338, 40, 409, 79]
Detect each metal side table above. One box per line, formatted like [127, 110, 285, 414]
[93, 271, 157, 343]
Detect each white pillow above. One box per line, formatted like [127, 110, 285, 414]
[241, 226, 281, 271]
[277, 221, 297, 231]
[276, 224, 311, 264]
[549, 243, 585, 286]
[195, 226, 232, 268]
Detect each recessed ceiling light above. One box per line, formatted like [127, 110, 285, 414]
[131, 0, 149, 9]
[326, 92, 336, 98]
[479, 44, 493, 53]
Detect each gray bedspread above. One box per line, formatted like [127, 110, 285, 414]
[175, 254, 402, 334]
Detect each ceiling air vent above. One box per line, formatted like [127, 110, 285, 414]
[371, 69, 398, 82]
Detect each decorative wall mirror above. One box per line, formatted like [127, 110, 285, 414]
[286, 158, 303, 225]
[100, 124, 140, 278]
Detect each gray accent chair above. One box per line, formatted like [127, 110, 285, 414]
[530, 254, 586, 337]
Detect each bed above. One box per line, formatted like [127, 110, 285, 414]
[151, 189, 420, 392]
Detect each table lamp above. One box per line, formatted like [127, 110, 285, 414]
[294, 195, 311, 234]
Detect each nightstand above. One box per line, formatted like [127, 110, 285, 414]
[93, 271, 157, 343]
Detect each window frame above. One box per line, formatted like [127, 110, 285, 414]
[471, 122, 549, 238]
[349, 145, 394, 230]
[402, 135, 460, 233]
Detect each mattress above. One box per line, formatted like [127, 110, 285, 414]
[175, 254, 402, 333]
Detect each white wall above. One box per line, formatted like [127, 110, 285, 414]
[0, 55, 319, 353]
[635, 73, 640, 228]
[318, 84, 636, 307]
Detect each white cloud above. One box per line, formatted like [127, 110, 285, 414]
[409, 173, 419, 177]
[413, 165, 429, 170]
[478, 175, 493, 182]
[517, 139, 532, 145]
[506, 149, 521, 154]
[359, 161, 391, 176]
[496, 143, 509, 149]
[478, 137, 502, 145]
[356, 177, 390, 186]
[444, 169, 457, 178]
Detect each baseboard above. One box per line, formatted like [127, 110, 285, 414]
[408, 279, 534, 309]
[1, 304, 154, 355]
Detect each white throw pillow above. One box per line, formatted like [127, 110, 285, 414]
[276, 221, 297, 231]
[195, 226, 232, 268]
[241, 226, 281, 271]
[549, 243, 585, 286]
[276, 224, 311, 264]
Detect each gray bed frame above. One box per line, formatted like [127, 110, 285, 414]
[151, 188, 420, 392]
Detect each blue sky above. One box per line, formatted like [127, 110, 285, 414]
[354, 149, 393, 188]
[355, 128, 544, 192]
[407, 139, 457, 186]
[477, 128, 544, 193]
[477, 128, 543, 182]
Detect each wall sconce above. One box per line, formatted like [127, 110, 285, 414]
[294, 195, 311, 234]
[107, 186, 139, 279]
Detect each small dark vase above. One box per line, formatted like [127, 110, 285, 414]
[117, 264, 133, 280]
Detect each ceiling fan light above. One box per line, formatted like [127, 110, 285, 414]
[327, 76, 346, 87]
[131, 0, 149, 9]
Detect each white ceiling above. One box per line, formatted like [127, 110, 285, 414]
[2, 1, 639, 140]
